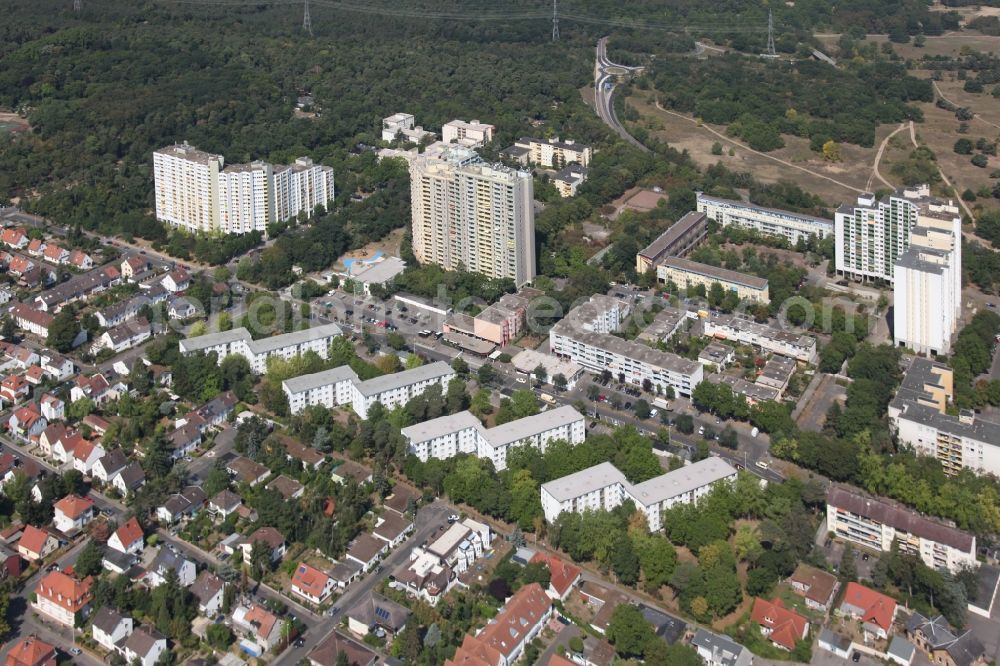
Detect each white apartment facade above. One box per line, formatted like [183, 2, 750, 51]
[382, 113, 434, 144]
[889, 358, 1000, 478]
[540, 458, 738, 532]
[401, 405, 586, 471]
[153, 143, 333, 235]
[835, 185, 960, 282]
[441, 119, 494, 147]
[696, 192, 834, 245]
[281, 361, 456, 418]
[702, 314, 818, 364]
[409, 144, 535, 286]
[826, 485, 976, 574]
[508, 137, 592, 168]
[549, 296, 704, 396]
[892, 213, 962, 356]
[178, 323, 343, 374]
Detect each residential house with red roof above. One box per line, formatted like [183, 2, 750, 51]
[53, 494, 95, 533]
[788, 564, 840, 612]
[25, 239, 45, 257]
[447, 583, 552, 666]
[751, 597, 810, 651]
[1, 228, 28, 249]
[42, 245, 68, 265]
[121, 255, 150, 280]
[68, 250, 93, 270]
[33, 570, 94, 627]
[8, 404, 45, 439]
[23, 366, 44, 386]
[17, 525, 58, 562]
[5, 635, 57, 666]
[37, 423, 68, 458]
[1, 375, 31, 406]
[7, 255, 34, 277]
[52, 431, 87, 464]
[108, 517, 145, 555]
[838, 582, 898, 640]
[161, 268, 190, 293]
[71, 439, 105, 475]
[39, 394, 64, 422]
[292, 562, 336, 605]
[530, 552, 583, 601]
[232, 603, 283, 653]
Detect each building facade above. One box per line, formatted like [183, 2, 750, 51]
[657, 256, 770, 303]
[441, 119, 494, 147]
[503, 137, 592, 168]
[153, 143, 334, 235]
[635, 211, 708, 273]
[550, 296, 704, 396]
[179, 324, 343, 374]
[826, 485, 976, 574]
[703, 314, 818, 364]
[540, 458, 738, 532]
[409, 144, 535, 286]
[696, 192, 834, 245]
[835, 185, 960, 283]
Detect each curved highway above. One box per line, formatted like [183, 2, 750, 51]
[594, 36, 650, 153]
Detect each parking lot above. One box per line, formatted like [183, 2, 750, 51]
[819, 537, 877, 581]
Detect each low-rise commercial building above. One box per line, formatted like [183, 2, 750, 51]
[889, 357, 1000, 477]
[540, 458, 738, 532]
[510, 349, 583, 389]
[696, 192, 834, 244]
[703, 314, 818, 364]
[179, 323, 343, 374]
[635, 211, 708, 274]
[826, 484, 976, 574]
[657, 256, 769, 304]
[550, 296, 703, 397]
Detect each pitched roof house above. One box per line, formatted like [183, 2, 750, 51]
[838, 582, 898, 640]
[750, 597, 809, 651]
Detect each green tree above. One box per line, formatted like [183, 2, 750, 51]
[206, 624, 234, 650]
[47, 309, 81, 352]
[68, 398, 94, 421]
[606, 604, 654, 659]
[74, 540, 104, 577]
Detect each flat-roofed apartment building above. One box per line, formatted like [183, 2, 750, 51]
[635, 211, 708, 274]
[179, 324, 343, 374]
[281, 361, 456, 419]
[889, 357, 1000, 477]
[541, 457, 738, 531]
[409, 143, 535, 286]
[835, 184, 960, 283]
[826, 484, 976, 574]
[444, 287, 543, 347]
[657, 256, 770, 304]
[501, 137, 592, 168]
[154, 143, 334, 235]
[441, 119, 495, 147]
[401, 405, 585, 471]
[703, 314, 818, 364]
[696, 192, 834, 245]
[549, 295, 704, 397]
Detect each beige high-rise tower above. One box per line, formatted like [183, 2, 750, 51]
[409, 144, 535, 286]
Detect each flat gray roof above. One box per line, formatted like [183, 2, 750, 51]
[697, 192, 833, 227]
[628, 457, 737, 507]
[349, 256, 406, 284]
[661, 256, 768, 290]
[481, 405, 583, 448]
[180, 323, 342, 356]
[552, 318, 702, 376]
[401, 411, 482, 443]
[638, 211, 707, 261]
[283, 365, 360, 394]
[690, 628, 747, 666]
[541, 462, 626, 502]
[354, 361, 454, 398]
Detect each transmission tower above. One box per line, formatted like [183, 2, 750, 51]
[552, 0, 559, 41]
[766, 9, 776, 56]
[302, 0, 313, 36]
[73, 0, 82, 12]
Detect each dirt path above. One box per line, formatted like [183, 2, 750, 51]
[906, 120, 977, 222]
[932, 79, 1000, 131]
[653, 102, 865, 194]
[868, 123, 908, 191]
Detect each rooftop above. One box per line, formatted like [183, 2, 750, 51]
[180, 323, 342, 356]
[401, 411, 482, 443]
[637, 211, 708, 260]
[480, 405, 584, 449]
[353, 361, 454, 398]
[661, 256, 769, 290]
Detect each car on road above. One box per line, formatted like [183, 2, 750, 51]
[597, 394, 607, 402]
[69, 648, 81, 656]
[649, 409, 658, 417]
[448, 514, 459, 523]
[851, 652, 861, 663]
[755, 460, 769, 470]
[751, 427, 759, 438]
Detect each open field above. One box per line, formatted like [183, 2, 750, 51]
[0, 112, 28, 134]
[815, 32, 1000, 60]
[624, 93, 878, 206]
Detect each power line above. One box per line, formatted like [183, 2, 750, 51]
[766, 9, 776, 56]
[73, 0, 82, 12]
[302, 0, 312, 35]
[552, 0, 558, 41]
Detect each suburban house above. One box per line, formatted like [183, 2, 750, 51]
[92, 448, 128, 483]
[291, 563, 336, 605]
[232, 603, 283, 655]
[191, 571, 226, 617]
[91, 608, 133, 652]
[208, 489, 243, 519]
[39, 394, 64, 421]
[17, 525, 58, 562]
[838, 582, 898, 641]
[121, 626, 168, 666]
[346, 593, 410, 638]
[530, 552, 582, 600]
[70, 439, 105, 475]
[8, 404, 45, 439]
[788, 564, 839, 612]
[227, 456, 270, 486]
[306, 632, 378, 666]
[447, 583, 552, 666]
[906, 613, 987, 666]
[155, 486, 206, 523]
[372, 511, 414, 549]
[5, 635, 57, 666]
[750, 597, 809, 651]
[346, 533, 387, 572]
[1, 375, 31, 405]
[107, 517, 144, 555]
[691, 628, 754, 666]
[146, 548, 197, 587]
[32, 570, 94, 627]
[161, 268, 191, 293]
[239, 527, 286, 564]
[52, 494, 94, 533]
[111, 462, 146, 496]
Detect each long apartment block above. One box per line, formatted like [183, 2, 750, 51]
[696, 192, 833, 245]
[540, 458, 738, 532]
[401, 405, 585, 471]
[178, 324, 343, 374]
[826, 484, 975, 574]
[702, 314, 817, 364]
[549, 295, 703, 397]
[889, 357, 1000, 478]
[154, 143, 334, 235]
[635, 211, 708, 274]
[282, 361, 456, 419]
[656, 256, 770, 304]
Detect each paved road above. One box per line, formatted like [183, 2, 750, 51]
[593, 37, 650, 153]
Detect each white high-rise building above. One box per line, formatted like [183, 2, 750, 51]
[893, 211, 962, 355]
[409, 144, 535, 286]
[835, 185, 960, 283]
[153, 144, 334, 235]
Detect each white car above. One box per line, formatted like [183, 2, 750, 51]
[649, 409, 658, 417]
[698, 426, 705, 435]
